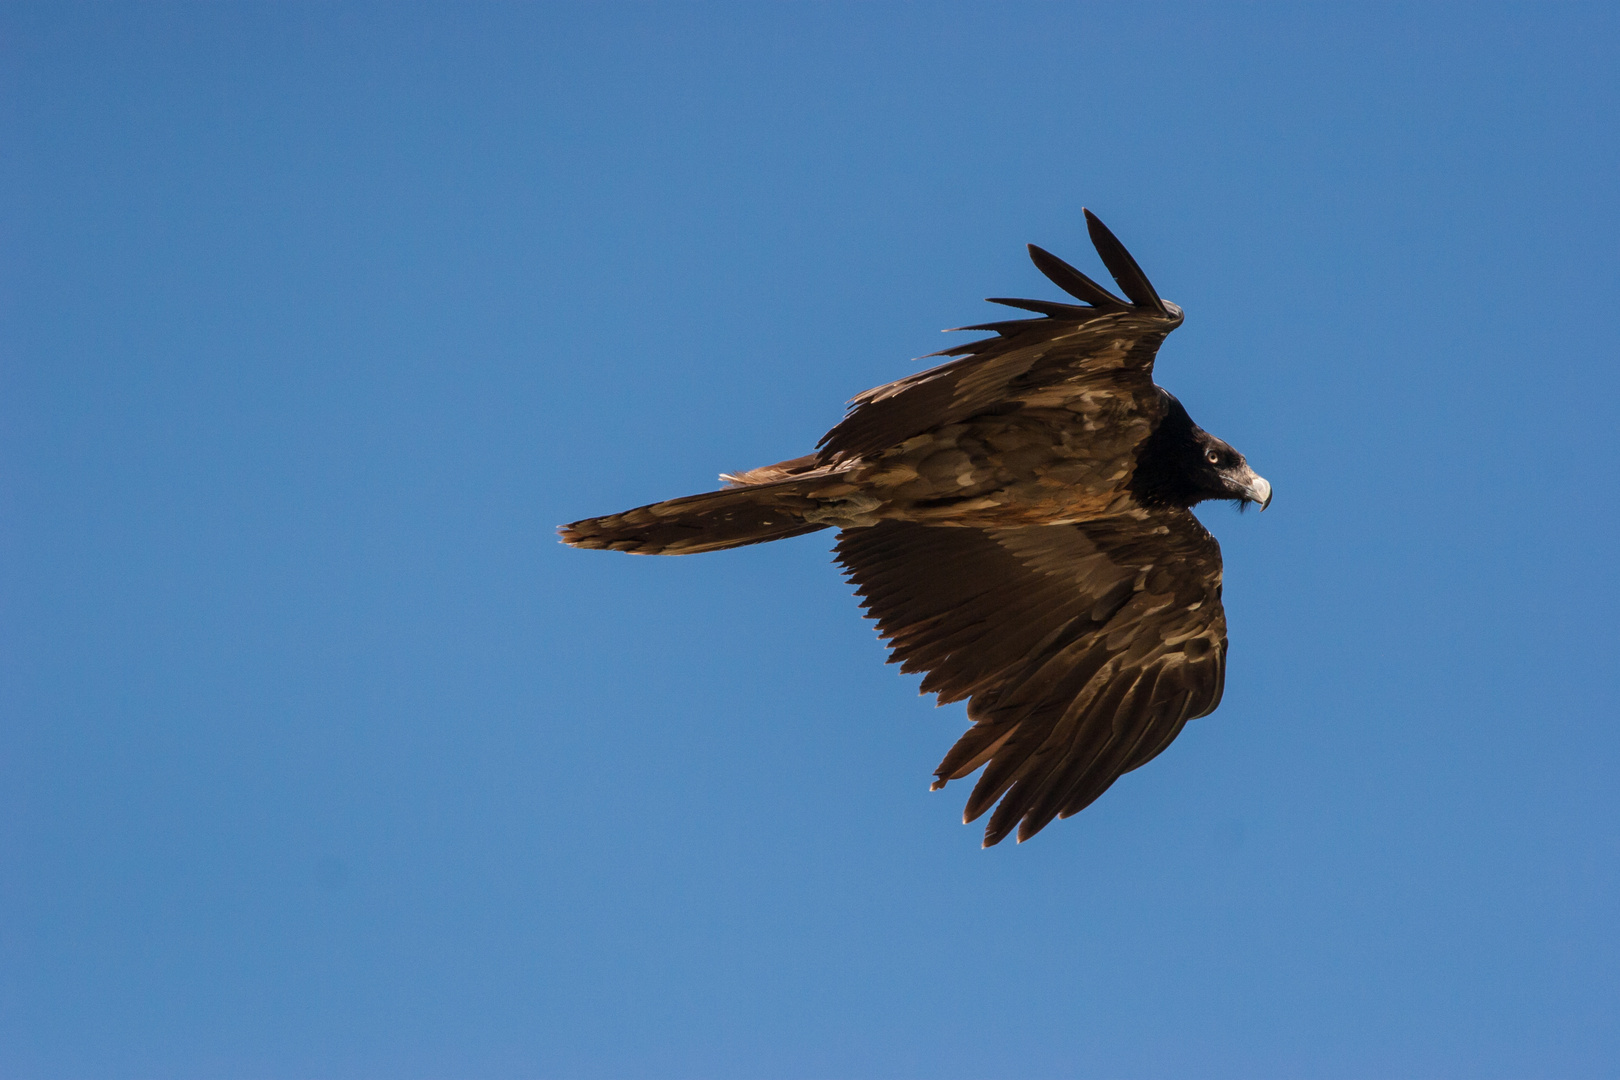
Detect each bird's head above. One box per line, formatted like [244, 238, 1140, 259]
[1189, 431, 1272, 511]
[1131, 392, 1273, 511]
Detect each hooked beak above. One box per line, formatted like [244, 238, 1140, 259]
[1238, 467, 1273, 511]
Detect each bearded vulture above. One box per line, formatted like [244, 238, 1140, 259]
[561, 211, 1272, 846]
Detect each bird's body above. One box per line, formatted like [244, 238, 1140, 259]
[561, 212, 1270, 845]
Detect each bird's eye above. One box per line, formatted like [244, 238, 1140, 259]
[1205, 450, 1221, 465]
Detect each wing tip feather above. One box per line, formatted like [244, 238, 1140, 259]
[1025, 243, 1128, 309]
[1081, 208, 1170, 316]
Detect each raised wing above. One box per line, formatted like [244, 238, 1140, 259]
[816, 211, 1183, 465]
[835, 511, 1226, 846]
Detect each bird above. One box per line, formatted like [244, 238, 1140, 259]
[560, 211, 1271, 846]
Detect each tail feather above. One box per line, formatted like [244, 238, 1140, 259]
[560, 466, 847, 555]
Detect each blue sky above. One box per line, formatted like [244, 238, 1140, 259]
[3, 3, 1617, 1077]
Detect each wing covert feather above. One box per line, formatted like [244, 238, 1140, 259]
[816, 312, 1177, 464]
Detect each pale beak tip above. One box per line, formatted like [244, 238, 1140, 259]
[1251, 475, 1273, 511]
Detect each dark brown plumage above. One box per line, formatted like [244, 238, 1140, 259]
[561, 211, 1271, 845]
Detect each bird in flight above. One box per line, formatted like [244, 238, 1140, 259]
[561, 211, 1271, 846]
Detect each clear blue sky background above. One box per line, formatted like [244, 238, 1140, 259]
[3, 3, 1618, 1077]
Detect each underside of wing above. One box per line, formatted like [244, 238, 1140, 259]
[835, 512, 1227, 846]
[816, 211, 1183, 465]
